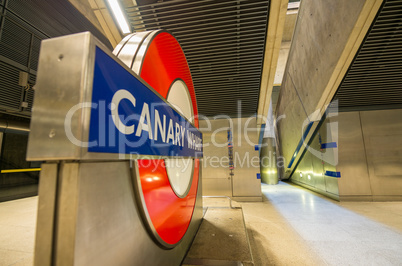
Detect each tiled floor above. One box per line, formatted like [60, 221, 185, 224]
[184, 207, 252, 265]
[1, 182, 402, 265]
[0, 197, 37, 266]
[242, 182, 402, 265]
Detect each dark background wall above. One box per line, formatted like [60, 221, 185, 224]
[0, 0, 111, 201]
[0, 0, 111, 118]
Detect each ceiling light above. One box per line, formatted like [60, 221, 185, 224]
[107, 0, 131, 34]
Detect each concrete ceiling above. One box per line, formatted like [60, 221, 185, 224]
[123, 0, 273, 117]
[70, 0, 402, 117]
[334, 0, 402, 111]
[70, 0, 293, 119]
[68, 0, 125, 47]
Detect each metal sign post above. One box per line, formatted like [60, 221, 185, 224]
[27, 32, 203, 265]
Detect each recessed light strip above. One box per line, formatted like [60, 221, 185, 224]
[107, 0, 131, 34]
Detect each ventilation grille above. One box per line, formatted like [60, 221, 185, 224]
[7, 0, 111, 46]
[0, 0, 112, 117]
[0, 61, 22, 110]
[30, 36, 41, 71]
[126, 0, 270, 117]
[335, 0, 402, 111]
[0, 17, 32, 68]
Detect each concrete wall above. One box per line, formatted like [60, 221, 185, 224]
[291, 115, 340, 200]
[200, 119, 231, 196]
[291, 108, 402, 201]
[232, 117, 261, 201]
[338, 109, 402, 201]
[260, 137, 278, 185]
[200, 117, 261, 201]
[275, 0, 378, 179]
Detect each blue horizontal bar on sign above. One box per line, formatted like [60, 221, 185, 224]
[321, 142, 337, 149]
[287, 122, 314, 168]
[88, 47, 203, 158]
[325, 171, 341, 178]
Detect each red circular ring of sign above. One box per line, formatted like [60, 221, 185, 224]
[114, 31, 200, 248]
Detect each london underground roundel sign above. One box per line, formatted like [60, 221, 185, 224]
[112, 30, 200, 248]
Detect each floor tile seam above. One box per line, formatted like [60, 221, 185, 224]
[246, 220, 322, 244]
[261, 208, 364, 250]
[240, 202, 276, 209]
[289, 223, 360, 241]
[245, 229, 329, 266]
[387, 210, 402, 218]
[242, 214, 284, 221]
[330, 221, 402, 237]
[295, 241, 330, 266]
[337, 210, 402, 231]
[342, 219, 402, 235]
[0, 248, 32, 254]
[0, 224, 36, 227]
[8, 255, 33, 266]
[304, 241, 363, 266]
[0, 226, 36, 231]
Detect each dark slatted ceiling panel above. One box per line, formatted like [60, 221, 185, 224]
[334, 0, 402, 111]
[126, 0, 270, 117]
[0, 0, 112, 117]
[7, 0, 111, 47]
[0, 61, 22, 110]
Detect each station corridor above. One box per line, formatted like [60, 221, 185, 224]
[1, 182, 402, 265]
[243, 183, 402, 265]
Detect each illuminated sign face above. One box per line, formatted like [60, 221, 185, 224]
[88, 47, 202, 157]
[88, 30, 201, 248]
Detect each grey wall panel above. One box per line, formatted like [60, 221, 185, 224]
[321, 117, 339, 196]
[200, 117, 261, 200]
[337, 112, 372, 196]
[260, 137, 278, 185]
[360, 109, 402, 197]
[324, 175, 339, 196]
[311, 133, 326, 192]
[291, 115, 340, 200]
[202, 178, 232, 197]
[295, 151, 313, 186]
[336, 109, 402, 201]
[232, 117, 261, 198]
[200, 119, 232, 196]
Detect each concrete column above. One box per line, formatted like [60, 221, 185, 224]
[260, 137, 278, 185]
[260, 102, 278, 184]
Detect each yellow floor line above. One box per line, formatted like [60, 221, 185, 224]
[1, 168, 42, 173]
